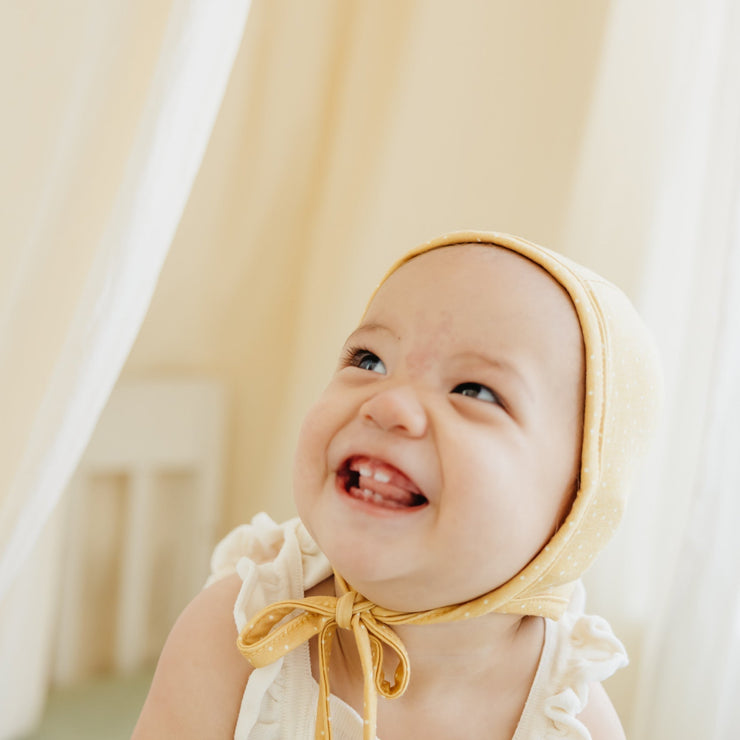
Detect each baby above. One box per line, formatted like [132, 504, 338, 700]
[133, 232, 661, 740]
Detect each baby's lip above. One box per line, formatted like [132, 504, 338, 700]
[337, 455, 428, 508]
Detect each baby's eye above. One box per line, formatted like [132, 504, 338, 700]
[451, 382, 501, 405]
[344, 348, 387, 374]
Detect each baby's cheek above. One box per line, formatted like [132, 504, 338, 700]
[295, 396, 331, 450]
[292, 416, 322, 495]
[292, 394, 340, 492]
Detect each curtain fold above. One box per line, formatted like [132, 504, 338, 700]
[0, 0, 252, 602]
[637, 238, 740, 738]
[567, 0, 740, 737]
[0, 2, 251, 735]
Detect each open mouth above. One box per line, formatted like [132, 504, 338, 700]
[337, 455, 428, 510]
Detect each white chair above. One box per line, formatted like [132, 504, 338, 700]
[53, 378, 227, 683]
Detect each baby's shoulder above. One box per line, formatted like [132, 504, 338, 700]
[132, 573, 250, 739]
[577, 682, 626, 740]
[518, 588, 629, 739]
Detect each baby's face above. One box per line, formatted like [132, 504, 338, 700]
[293, 245, 585, 611]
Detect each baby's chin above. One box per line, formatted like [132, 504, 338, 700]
[345, 581, 450, 613]
[314, 543, 426, 610]
[296, 508, 516, 612]
[329, 564, 508, 613]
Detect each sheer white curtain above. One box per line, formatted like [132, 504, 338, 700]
[567, 0, 740, 737]
[0, 0, 251, 601]
[0, 1, 250, 736]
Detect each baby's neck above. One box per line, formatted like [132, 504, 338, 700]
[336, 604, 544, 696]
[309, 576, 545, 740]
[309, 575, 545, 700]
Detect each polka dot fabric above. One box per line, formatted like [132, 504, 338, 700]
[374, 231, 663, 619]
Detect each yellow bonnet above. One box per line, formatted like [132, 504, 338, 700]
[375, 230, 663, 618]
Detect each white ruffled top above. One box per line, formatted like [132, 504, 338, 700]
[208, 514, 628, 740]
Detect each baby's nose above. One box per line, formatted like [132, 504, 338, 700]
[359, 387, 427, 437]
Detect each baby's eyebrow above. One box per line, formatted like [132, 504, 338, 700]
[344, 322, 396, 343]
[456, 350, 533, 400]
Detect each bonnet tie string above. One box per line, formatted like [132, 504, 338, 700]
[237, 566, 571, 739]
[237, 572, 410, 740]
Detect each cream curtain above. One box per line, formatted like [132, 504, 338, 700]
[0, 0, 251, 600]
[0, 1, 250, 736]
[567, 1, 740, 737]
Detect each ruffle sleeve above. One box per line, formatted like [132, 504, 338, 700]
[207, 512, 331, 629]
[206, 514, 332, 739]
[539, 582, 629, 739]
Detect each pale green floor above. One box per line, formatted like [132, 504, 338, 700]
[19, 666, 155, 740]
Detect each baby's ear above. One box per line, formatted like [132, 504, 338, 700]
[551, 474, 579, 534]
[132, 573, 250, 739]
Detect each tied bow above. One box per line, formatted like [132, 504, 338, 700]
[237, 572, 410, 740]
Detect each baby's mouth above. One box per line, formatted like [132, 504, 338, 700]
[337, 455, 428, 510]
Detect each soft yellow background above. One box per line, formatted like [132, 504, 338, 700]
[123, 0, 615, 533]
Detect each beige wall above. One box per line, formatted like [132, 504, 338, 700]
[123, 0, 612, 535]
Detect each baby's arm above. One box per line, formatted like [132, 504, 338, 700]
[577, 682, 627, 740]
[132, 572, 251, 739]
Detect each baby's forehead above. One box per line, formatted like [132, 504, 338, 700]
[385, 243, 569, 294]
[360, 244, 587, 395]
[370, 243, 583, 335]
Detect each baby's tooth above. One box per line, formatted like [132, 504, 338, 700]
[373, 470, 391, 483]
[359, 467, 372, 478]
[362, 489, 373, 500]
